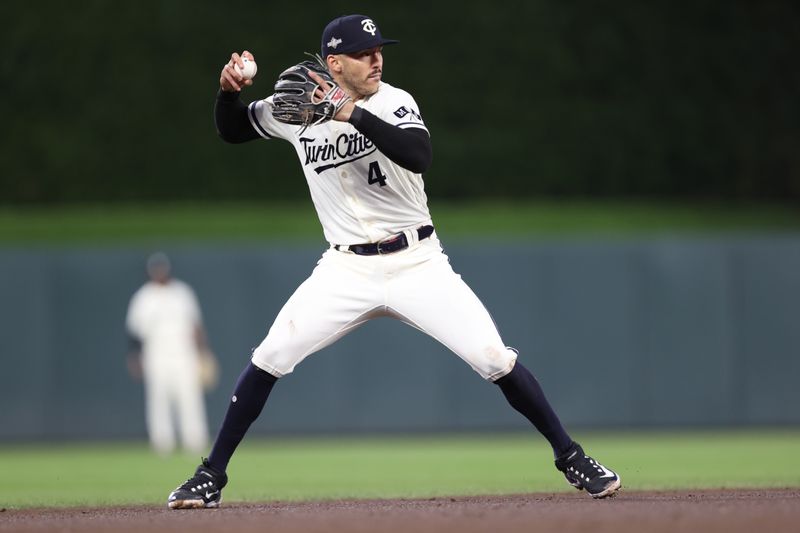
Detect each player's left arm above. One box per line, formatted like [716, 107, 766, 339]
[307, 72, 431, 173]
[346, 107, 432, 174]
[186, 285, 209, 353]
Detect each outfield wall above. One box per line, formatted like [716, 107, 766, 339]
[1, 236, 799, 441]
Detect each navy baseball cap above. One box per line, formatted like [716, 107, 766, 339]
[321, 14, 399, 58]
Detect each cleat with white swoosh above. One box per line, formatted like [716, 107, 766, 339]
[167, 458, 228, 509]
[554, 443, 621, 499]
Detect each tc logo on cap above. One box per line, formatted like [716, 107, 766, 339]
[361, 19, 377, 36]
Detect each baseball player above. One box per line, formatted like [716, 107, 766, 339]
[167, 14, 620, 508]
[126, 252, 212, 455]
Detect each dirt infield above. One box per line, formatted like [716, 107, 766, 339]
[2, 489, 798, 533]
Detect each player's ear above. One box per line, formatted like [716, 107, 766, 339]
[327, 54, 342, 74]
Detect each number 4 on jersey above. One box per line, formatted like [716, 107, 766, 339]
[367, 161, 387, 187]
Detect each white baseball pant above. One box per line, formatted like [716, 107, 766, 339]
[251, 234, 517, 381]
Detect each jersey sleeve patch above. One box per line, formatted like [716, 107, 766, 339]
[373, 86, 427, 131]
[393, 106, 422, 121]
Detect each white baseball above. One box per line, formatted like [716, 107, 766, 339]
[234, 57, 257, 80]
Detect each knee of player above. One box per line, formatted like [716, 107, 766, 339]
[251, 343, 301, 377]
[475, 345, 518, 382]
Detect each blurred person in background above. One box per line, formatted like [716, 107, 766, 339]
[126, 252, 218, 455]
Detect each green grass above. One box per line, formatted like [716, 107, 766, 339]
[1, 430, 799, 509]
[1, 200, 799, 245]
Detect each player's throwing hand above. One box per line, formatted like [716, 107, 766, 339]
[220, 51, 255, 92]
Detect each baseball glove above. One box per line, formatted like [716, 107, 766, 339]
[271, 55, 351, 133]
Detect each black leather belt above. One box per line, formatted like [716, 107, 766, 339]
[334, 225, 434, 256]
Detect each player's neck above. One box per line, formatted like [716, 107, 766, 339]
[337, 82, 363, 102]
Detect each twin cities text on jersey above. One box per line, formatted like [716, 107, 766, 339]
[300, 132, 377, 173]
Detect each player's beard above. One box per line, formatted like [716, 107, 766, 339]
[339, 69, 381, 100]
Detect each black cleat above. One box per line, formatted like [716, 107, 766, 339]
[555, 443, 621, 499]
[167, 458, 228, 509]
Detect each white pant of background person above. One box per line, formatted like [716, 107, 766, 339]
[142, 352, 209, 455]
[252, 232, 518, 380]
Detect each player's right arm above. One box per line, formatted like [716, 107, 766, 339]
[215, 51, 296, 143]
[220, 51, 254, 92]
[125, 291, 145, 380]
[215, 51, 261, 143]
[215, 91, 260, 143]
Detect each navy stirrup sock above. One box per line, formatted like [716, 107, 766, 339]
[207, 362, 278, 473]
[495, 361, 573, 457]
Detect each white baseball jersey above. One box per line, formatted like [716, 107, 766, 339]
[127, 279, 202, 363]
[247, 82, 432, 245]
